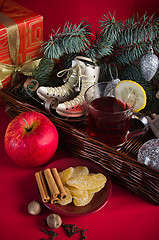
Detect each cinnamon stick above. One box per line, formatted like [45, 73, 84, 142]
[44, 168, 60, 203]
[52, 168, 67, 199]
[35, 171, 50, 203]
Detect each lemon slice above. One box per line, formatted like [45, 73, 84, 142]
[115, 80, 147, 112]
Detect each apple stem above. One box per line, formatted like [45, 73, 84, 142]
[23, 118, 31, 132]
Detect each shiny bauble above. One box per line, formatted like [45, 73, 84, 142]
[140, 46, 159, 82]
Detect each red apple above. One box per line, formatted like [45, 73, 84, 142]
[4, 111, 59, 167]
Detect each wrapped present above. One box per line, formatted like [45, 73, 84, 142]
[0, 0, 43, 104]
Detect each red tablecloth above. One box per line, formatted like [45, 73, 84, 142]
[0, 106, 159, 240]
[1, 1, 159, 239]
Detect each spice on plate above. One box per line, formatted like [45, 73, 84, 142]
[35, 171, 50, 203]
[44, 168, 60, 203]
[35, 168, 67, 204]
[52, 168, 67, 199]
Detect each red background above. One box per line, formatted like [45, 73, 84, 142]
[0, 1, 159, 240]
[14, 0, 159, 40]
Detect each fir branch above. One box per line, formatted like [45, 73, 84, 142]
[153, 36, 159, 55]
[98, 12, 159, 65]
[32, 57, 54, 82]
[85, 33, 113, 62]
[152, 71, 159, 87]
[98, 12, 122, 43]
[120, 64, 142, 80]
[42, 20, 92, 59]
[138, 79, 159, 114]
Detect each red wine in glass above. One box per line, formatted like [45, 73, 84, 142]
[87, 96, 131, 147]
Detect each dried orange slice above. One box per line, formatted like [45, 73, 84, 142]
[67, 185, 85, 197]
[66, 173, 107, 190]
[59, 167, 73, 185]
[88, 184, 105, 194]
[71, 166, 89, 178]
[73, 193, 94, 206]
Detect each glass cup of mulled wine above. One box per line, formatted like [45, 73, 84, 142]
[84, 82, 149, 148]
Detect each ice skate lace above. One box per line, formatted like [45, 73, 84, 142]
[63, 77, 94, 109]
[47, 64, 86, 97]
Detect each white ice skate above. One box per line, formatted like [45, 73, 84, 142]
[56, 58, 100, 117]
[37, 56, 90, 103]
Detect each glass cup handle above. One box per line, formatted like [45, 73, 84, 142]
[128, 112, 149, 138]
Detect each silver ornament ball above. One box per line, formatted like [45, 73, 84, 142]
[140, 46, 159, 82]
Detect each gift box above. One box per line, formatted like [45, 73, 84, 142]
[0, 0, 43, 105]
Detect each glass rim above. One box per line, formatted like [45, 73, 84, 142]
[84, 81, 135, 115]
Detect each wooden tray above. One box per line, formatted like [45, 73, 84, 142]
[0, 80, 159, 205]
